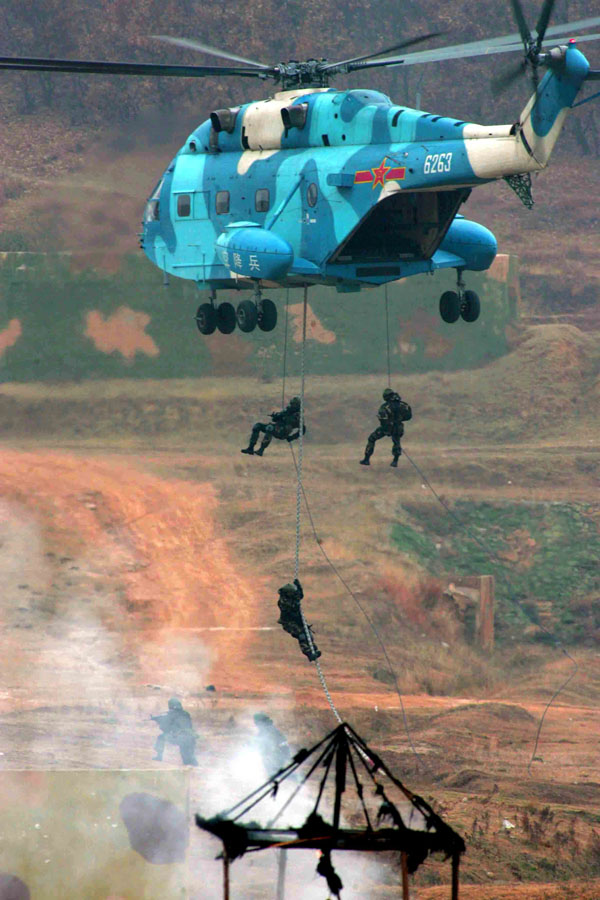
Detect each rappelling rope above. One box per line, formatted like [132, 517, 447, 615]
[288, 443, 429, 772]
[383, 290, 575, 772]
[294, 287, 342, 724]
[281, 289, 289, 407]
[402, 447, 578, 775]
[384, 284, 391, 389]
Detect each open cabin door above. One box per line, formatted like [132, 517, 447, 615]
[330, 188, 470, 264]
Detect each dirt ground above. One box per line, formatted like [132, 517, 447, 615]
[0, 422, 599, 898]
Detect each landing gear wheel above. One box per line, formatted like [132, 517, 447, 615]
[461, 290, 481, 323]
[236, 299, 258, 333]
[195, 303, 217, 335]
[439, 291, 460, 324]
[216, 302, 236, 334]
[258, 298, 277, 332]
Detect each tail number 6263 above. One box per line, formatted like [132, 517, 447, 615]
[424, 152, 453, 174]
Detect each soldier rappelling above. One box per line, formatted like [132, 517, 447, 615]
[360, 388, 412, 467]
[277, 578, 321, 661]
[241, 396, 306, 456]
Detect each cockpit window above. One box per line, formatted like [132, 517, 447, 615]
[177, 194, 191, 217]
[144, 178, 164, 223]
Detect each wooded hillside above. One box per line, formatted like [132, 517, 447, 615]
[0, 0, 598, 150]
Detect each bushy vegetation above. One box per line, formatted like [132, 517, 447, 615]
[391, 501, 600, 643]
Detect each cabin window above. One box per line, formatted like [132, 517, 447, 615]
[216, 190, 230, 214]
[177, 194, 191, 217]
[307, 182, 318, 208]
[255, 188, 270, 213]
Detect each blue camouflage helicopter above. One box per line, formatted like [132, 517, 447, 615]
[1, 0, 599, 335]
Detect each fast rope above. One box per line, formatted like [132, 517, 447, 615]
[294, 286, 342, 724]
[384, 284, 391, 389]
[281, 289, 289, 408]
[402, 447, 578, 775]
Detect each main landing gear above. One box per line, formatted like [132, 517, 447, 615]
[195, 289, 278, 336]
[439, 270, 481, 324]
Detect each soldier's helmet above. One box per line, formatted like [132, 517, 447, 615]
[383, 388, 394, 400]
[254, 713, 273, 727]
[289, 396, 301, 409]
[168, 698, 183, 710]
[278, 582, 297, 597]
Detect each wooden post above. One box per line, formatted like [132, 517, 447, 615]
[276, 848, 287, 900]
[401, 851, 410, 900]
[223, 848, 230, 900]
[451, 851, 460, 900]
[479, 575, 495, 651]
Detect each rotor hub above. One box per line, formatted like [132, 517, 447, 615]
[274, 59, 331, 90]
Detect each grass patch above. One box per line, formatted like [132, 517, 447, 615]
[391, 501, 600, 642]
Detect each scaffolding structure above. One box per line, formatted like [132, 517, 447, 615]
[197, 722, 465, 898]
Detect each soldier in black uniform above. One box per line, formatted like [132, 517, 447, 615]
[277, 578, 321, 661]
[241, 396, 306, 456]
[151, 698, 198, 766]
[360, 388, 412, 467]
[253, 713, 292, 775]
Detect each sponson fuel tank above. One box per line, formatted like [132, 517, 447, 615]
[439, 217, 497, 271]
[215, 222, 294, 280]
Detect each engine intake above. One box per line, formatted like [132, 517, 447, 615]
[281, 103, 308, 130]
[210, 107, 239, 134]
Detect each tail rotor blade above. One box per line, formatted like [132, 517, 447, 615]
[509, 0, 532, 48]
[535, 0, 556, 48]
[491, 58, 526, 94]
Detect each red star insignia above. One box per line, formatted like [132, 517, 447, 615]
[371, 158, 390, 189]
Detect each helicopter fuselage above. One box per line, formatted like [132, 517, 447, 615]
[141, 45, 589, 294]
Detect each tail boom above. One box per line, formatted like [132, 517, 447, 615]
[464, 45, 589, 179]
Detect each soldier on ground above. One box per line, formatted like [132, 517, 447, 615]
[253, 712, 291, 775]
[277, 578, 321, 661]
[151, 698, 199, 766]
[360, 388, 412, 467]
[241, 396, 306, 456]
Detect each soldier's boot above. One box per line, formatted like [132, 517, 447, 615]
[242, 424, 262, 454]
[360, 443, 374, 466]
[256, 435, 272, 456]
[299, 635, 321, 662]
[390, 455, 399, 468]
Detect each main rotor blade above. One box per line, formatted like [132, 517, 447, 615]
[0, 56, 272, 78]
[543, 16, 600, 40]
[541, 32, 600, 48]
[509, 0, 532, 48]
[151, 35, 270, 69]
[535, 0, 556, 48]
[348, 22, 600, 72]
[319, 31, 443, 72]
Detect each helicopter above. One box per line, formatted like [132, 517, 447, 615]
[1, 0, 599, 336]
